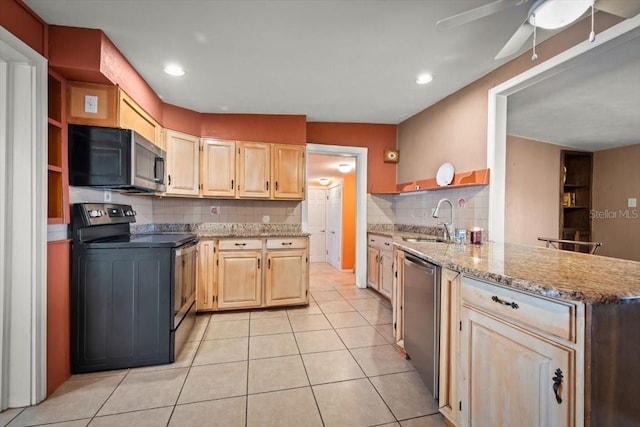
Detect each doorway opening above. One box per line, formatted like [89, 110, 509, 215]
[303, 144, 367, 288]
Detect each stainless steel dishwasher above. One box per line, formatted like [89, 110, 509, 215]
[403, 254, 440, 398]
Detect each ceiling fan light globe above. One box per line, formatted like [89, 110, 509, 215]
[529, 0, 594, 30]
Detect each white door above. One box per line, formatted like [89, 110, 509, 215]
[308, 188, 327, 262]
[327, 183, 342, 270]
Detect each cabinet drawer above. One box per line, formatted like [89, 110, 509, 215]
[218, 239, 262, 251]
[266, 238, 307, 250]
[461, 277, 575, 341]
[368, 234, 392, 250]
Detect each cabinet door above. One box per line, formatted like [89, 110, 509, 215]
[460, 306, 573, 427]
[265, 249, 308, 306]
[237, 142, 270, 198]
[272, 144, 305, 200]
[118, 89, 160, 147]
[196, 241, 216, 311]
[379, 249, 393, 299]
[202, 139, 236, 197]
[367, 246, 380, 290]
[165, 130, 200, 196]
[217, 251, 262, 309]
[439, 269, 461, 425]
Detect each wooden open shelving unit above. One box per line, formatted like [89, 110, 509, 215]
[370, 168, 490, 195]
[47, 70, 69, 224]
[560, 150, 592, 253]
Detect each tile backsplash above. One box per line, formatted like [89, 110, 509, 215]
[69, 187, 301, 225]
[368, 186, 489, 233]
[70, 185, 488, 234]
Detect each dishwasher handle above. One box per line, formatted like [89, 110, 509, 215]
[404, 255, 436, 276]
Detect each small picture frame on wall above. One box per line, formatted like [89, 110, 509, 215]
[384, 149, 399, 163]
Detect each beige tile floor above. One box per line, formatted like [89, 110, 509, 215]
[1, 263, 445, 427]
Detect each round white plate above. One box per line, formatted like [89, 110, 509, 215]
[436, 162, 455, 186]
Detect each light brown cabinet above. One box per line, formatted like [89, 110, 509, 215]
[265, 238, 309, 306]
[271, 144, 305, 200]
[67, 82, 163, 148]
[217, 242, 263, 309]
[196, 240, 216, 311]
[165, 129, 200, 196]
[438, 269, 460, 426]
[237, 142, 271, 199]
[458, 276, 578, 427]
[367, 234, 393, 299]
[201, 139, 236, 197]
[196, 237, 309, 311]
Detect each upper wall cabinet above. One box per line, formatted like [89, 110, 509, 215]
[201, 139, 236, 198]
[237, 142, 271, 199]
[67, 82, 163, 149]
[272, 144, 305, 200]
[165, 130, 200, 196]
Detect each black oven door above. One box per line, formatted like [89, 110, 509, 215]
[174, 241, 197, 328]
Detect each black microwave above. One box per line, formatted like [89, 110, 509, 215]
[68, 124, 166, 193]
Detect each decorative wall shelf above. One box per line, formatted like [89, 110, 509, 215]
[370, 168, 490, 195]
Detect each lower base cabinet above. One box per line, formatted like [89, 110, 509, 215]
[458, 276, 579, 427]
[217, 250, 263, 309]
[196, 237, 309, 311]
[266, 248, 308, 306]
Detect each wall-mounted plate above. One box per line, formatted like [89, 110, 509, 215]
[436, 162, 455, 186]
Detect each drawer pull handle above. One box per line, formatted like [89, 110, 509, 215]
[491, 295, 519, 309]
[384, 242, 390, 246]
[552, 368, 563, 404]
[281, 242, 292, 246]
[235, 243, 246, 247]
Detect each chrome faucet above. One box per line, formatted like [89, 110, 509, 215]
[433, 198, 454, 242]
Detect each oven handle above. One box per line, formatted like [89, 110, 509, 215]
[175, 240, 198, 256]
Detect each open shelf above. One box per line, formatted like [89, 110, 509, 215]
[560, 151, 592, 253]
[395, 168, 490, 194]
[47, 70, 69, 224]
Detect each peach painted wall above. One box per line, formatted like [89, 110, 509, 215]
[592, 144, 640, 261]
[163, 103, 202, 136]
[306, 122, 398, 193]
[505, 135, 567, 246]
[201, 113, 307, 144]
[397, 13, 623, 183]
[46, 240, 70, 396]
[48, 26, 164, 122]
[341, 172, 356, 270]
[0, 0, 47, 56]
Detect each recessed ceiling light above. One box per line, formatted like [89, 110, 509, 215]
[164, 64, 186, 77]
[337, 164, 352, 173]
[318, 178, 330, 185]
[416, 73, 434, 85]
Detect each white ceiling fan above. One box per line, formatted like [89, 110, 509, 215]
[436, 0, 640, 59]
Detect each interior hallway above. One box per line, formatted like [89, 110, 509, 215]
[0, 263, 444, 427]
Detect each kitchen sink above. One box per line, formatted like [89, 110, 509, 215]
[402, 236, 447, 243]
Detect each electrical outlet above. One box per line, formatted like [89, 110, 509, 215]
[629, 198, 637, 208]
[287, 207, 295, 215]
[210, 206, 220, 215]
[103, 190, 112, 202]
[262, 215, 270, 224]
[84, 95, 98, 114]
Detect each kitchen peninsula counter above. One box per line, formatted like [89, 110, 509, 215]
[395, 238, 640, 305]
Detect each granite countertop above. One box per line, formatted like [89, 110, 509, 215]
[198, 231, 309, 239]
[391, 236, 640, 305]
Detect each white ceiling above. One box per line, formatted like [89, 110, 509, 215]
[507, 30, 640, 151]
[26, 0, 570, 124]
[308, 154, 356, 184]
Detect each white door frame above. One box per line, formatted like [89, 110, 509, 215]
[488, 15, 640, 243]
[0, 25, 48, 408]
[303, 144, 368, 288]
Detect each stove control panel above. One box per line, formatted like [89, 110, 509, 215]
[72, 203, 137, 227]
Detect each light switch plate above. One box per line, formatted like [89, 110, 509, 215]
[629, 198, 637, 208]
[103, 190, 111, 202]
[84, 95, 98, 114]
